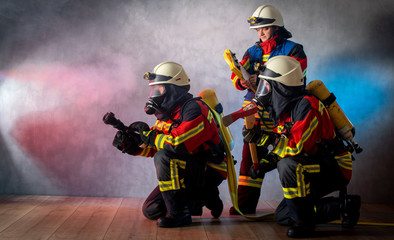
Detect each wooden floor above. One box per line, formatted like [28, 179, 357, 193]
[0, 195, 394, 240]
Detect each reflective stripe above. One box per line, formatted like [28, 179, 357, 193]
[262, 54, 270, 62]
[207, 161, 227, 173]
[283, 164, 311, 199]
[303, 164, 320, 173]
[335, 152, 352, 170]
[162, 122, 205, 146]
[139, 147, 151, 157]
[155, 133, 167, 150]
[159, 159, 186, 192]
[273, 116, 318, 158]
[319, 101, 325, 115]
[238, 175, 263, 188]
[243, 58, 250, 71]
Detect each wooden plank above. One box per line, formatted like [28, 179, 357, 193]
[0, 195, 85, 239]
[0, 195, 393, 240]
[104, 198, 157, 240]
[0, 195, 49, 232]
[48, 197, 122, 240]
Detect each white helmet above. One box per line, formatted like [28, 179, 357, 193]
[144, 61, 189, 86]
[258, 56, 304, 87]
[248, 5, 284, 29]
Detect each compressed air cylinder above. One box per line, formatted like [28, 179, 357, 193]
[198, 89, 235, 150]
[306, 80, 355, 142]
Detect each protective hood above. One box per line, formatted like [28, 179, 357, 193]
[154, 84, 192, 121]
[269, 80, 306, 122]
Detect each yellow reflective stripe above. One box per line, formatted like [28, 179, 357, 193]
[296, 163, 306, 198]
[257, 134, 270, 147]
[238, 175, 263, 188]
[243, 58, 250, 71]
[335, 152, 352, 170]
[139, 146, 151, 157]
[303, 67, 307, 77]
[283, 183, 311, 199]
[162, 122, 205, 146]
[207, 161, 227, 173]
[283, 187, 299, 199]
[283, 164, 310, 199]
[303, 164, 320, 173]
[159, 178, 185, 192]
[207, 110, 214, 124]
[263, 54, 270, 62]
[154, 133, 167, 150]
[319, 101, 325, 115]
[159, 159, 186, 192]
[273, 116, 319, 158]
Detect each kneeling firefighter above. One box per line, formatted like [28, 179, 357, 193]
[243, 55, 360, 238]
[111, 62, 226, 228]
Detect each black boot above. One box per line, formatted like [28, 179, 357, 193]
[315, 197, 341, 224]
[285, 197, 315, 238]
[157, 213, 192, 228]
[287, 223, 315, 238]
[158, 190, 192, 228]
[205, 197, 223, 219]
[341, 194, 361, 228]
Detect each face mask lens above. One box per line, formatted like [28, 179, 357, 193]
[256, 79, 271, 98]
[148, 85, 166, 98]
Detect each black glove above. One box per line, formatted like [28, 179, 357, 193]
[242, 125, 262, 143]
[129, 121, 150, 132]
[257, 132, 280, 150]
[250, 154, 278, 179]
[112, 130, 141, 155]
[129, 121, 158, 148]
[139, 129, 158, 147]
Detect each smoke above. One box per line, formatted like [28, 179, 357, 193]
[0, 0, 393, 202]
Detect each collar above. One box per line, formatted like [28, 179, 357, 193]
[258, 35, 279, 54]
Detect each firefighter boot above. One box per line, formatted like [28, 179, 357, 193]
[157, 190, 192, 228]
[205, 195, 223, 219]
[341, 194, 361, 228]
[285, 197, 316, 238]
[315, 196, 341, 224]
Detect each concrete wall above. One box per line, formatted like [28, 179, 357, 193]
[0, 0, 393, 203]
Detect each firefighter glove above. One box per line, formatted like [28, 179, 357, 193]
[129, 121, 158, 148]
[249, 155, 278, 179]
[242, 125, 261, 143]
[112, 130, 141, 155]
[139, 129, 158, 147]
[257, 132, 280, 150]
[129, 121, 150, 132]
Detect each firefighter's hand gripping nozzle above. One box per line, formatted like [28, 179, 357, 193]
[103, 112, 143, 155]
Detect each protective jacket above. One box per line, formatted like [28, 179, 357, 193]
[269, 94, 352, 181]
[136, 98, 227, 178]
[231, 36, 307, 102]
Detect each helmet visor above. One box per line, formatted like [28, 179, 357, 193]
[255, 79, 271, 98]
[148, 84, 166, 98]
[248, 17, 275, 27]
[144, 72, 172, 85]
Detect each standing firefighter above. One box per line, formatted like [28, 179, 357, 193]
[243, 56, 360, 238]
[229, 4, 307, 215]
[109, 62, 226, 228]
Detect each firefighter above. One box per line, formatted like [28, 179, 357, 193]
[229, 4, 307, 215]
[112, 62, 226, 228]
[243, 55, 360, 238]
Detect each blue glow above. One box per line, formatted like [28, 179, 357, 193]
[317, 61, 391, 126]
